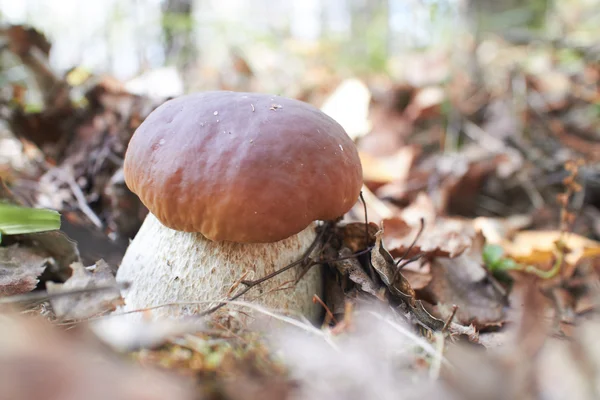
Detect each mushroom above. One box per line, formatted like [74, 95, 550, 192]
[115, 91, 363, 322]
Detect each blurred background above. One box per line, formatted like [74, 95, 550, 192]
[0, 0, 598, 261]
[2, 0, 593, 99]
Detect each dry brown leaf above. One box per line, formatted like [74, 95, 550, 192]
[47, 259, 123, 320]
[338, 221, 379, 253]
[383, 208, 474, 260]
[426, 233, 508, 328]
[370, 229, 444, 330]
[0, 245, 49, 297]
[502, 230, 600, 268]
[359, 146, 416, 187]
[19, 230, 81, 281]
[401, 269, 433, 291]
[381, 193, 474, 259]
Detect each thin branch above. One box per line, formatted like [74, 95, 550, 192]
[395, 217, 425, 267]
[0, 282, 129, 305]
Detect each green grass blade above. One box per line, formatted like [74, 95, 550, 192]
[0, 202, 61, 237]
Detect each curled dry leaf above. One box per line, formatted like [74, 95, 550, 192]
[0, 245, 49, 297]
[371, 230, 416, 301]
[338, 221, 379, 253]
[47, 259, 123, 320]
[370, 228, 444, 331]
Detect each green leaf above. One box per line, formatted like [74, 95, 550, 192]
[0, 202, 61, 240]
[483, 244, 505, 268]
[496, 258, 518, 271]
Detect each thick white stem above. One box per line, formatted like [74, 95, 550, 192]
[115, 213, 323, 322]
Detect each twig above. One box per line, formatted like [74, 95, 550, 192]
[389, 218, 426, 283]
[395, 218, 425, 267]
[312, 294, 337, 325]
[0, 282, 129, 305]
[360, 190, 369, 245]
[391, 254, 424, 284]
[359, 190, 380, 282]
[202, 224, 331, 317]
[442, 305, 459, 332]
[62, 170, 103, 228]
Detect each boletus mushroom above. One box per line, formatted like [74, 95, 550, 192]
[115, 91, 363, 322]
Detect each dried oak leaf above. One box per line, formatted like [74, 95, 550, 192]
[426, 233, 508, 328]
[382, 194, 474, 259]
[47, 259, 123, 320]
[338, 221, 379, 253]
[0, 245, 49, 297]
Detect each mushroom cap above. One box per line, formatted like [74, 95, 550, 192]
[123, 91, 363, 243]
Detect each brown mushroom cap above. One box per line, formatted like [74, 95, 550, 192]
[124, 91, 363, 243]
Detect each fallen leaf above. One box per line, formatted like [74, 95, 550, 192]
[338, 221, 379, 253]
[359, 146, 416, 187]
[401, 267, 433, 291]
[320, 78, 372, 141]
[502, 230, 600, 267]
[426, 233, 508, 328]
[370, 229, 444, 331]
[0, 245, 49, 297]
[371, 230, 416, 300]
[47, 259, 123, 320]
[473, 214, 532, 244]
[346, 184, 399, 226]
[381, 193, 475, 260]
[20, 230, 80, 281]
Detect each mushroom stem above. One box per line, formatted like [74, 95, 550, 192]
[115, 213, 324, 322]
